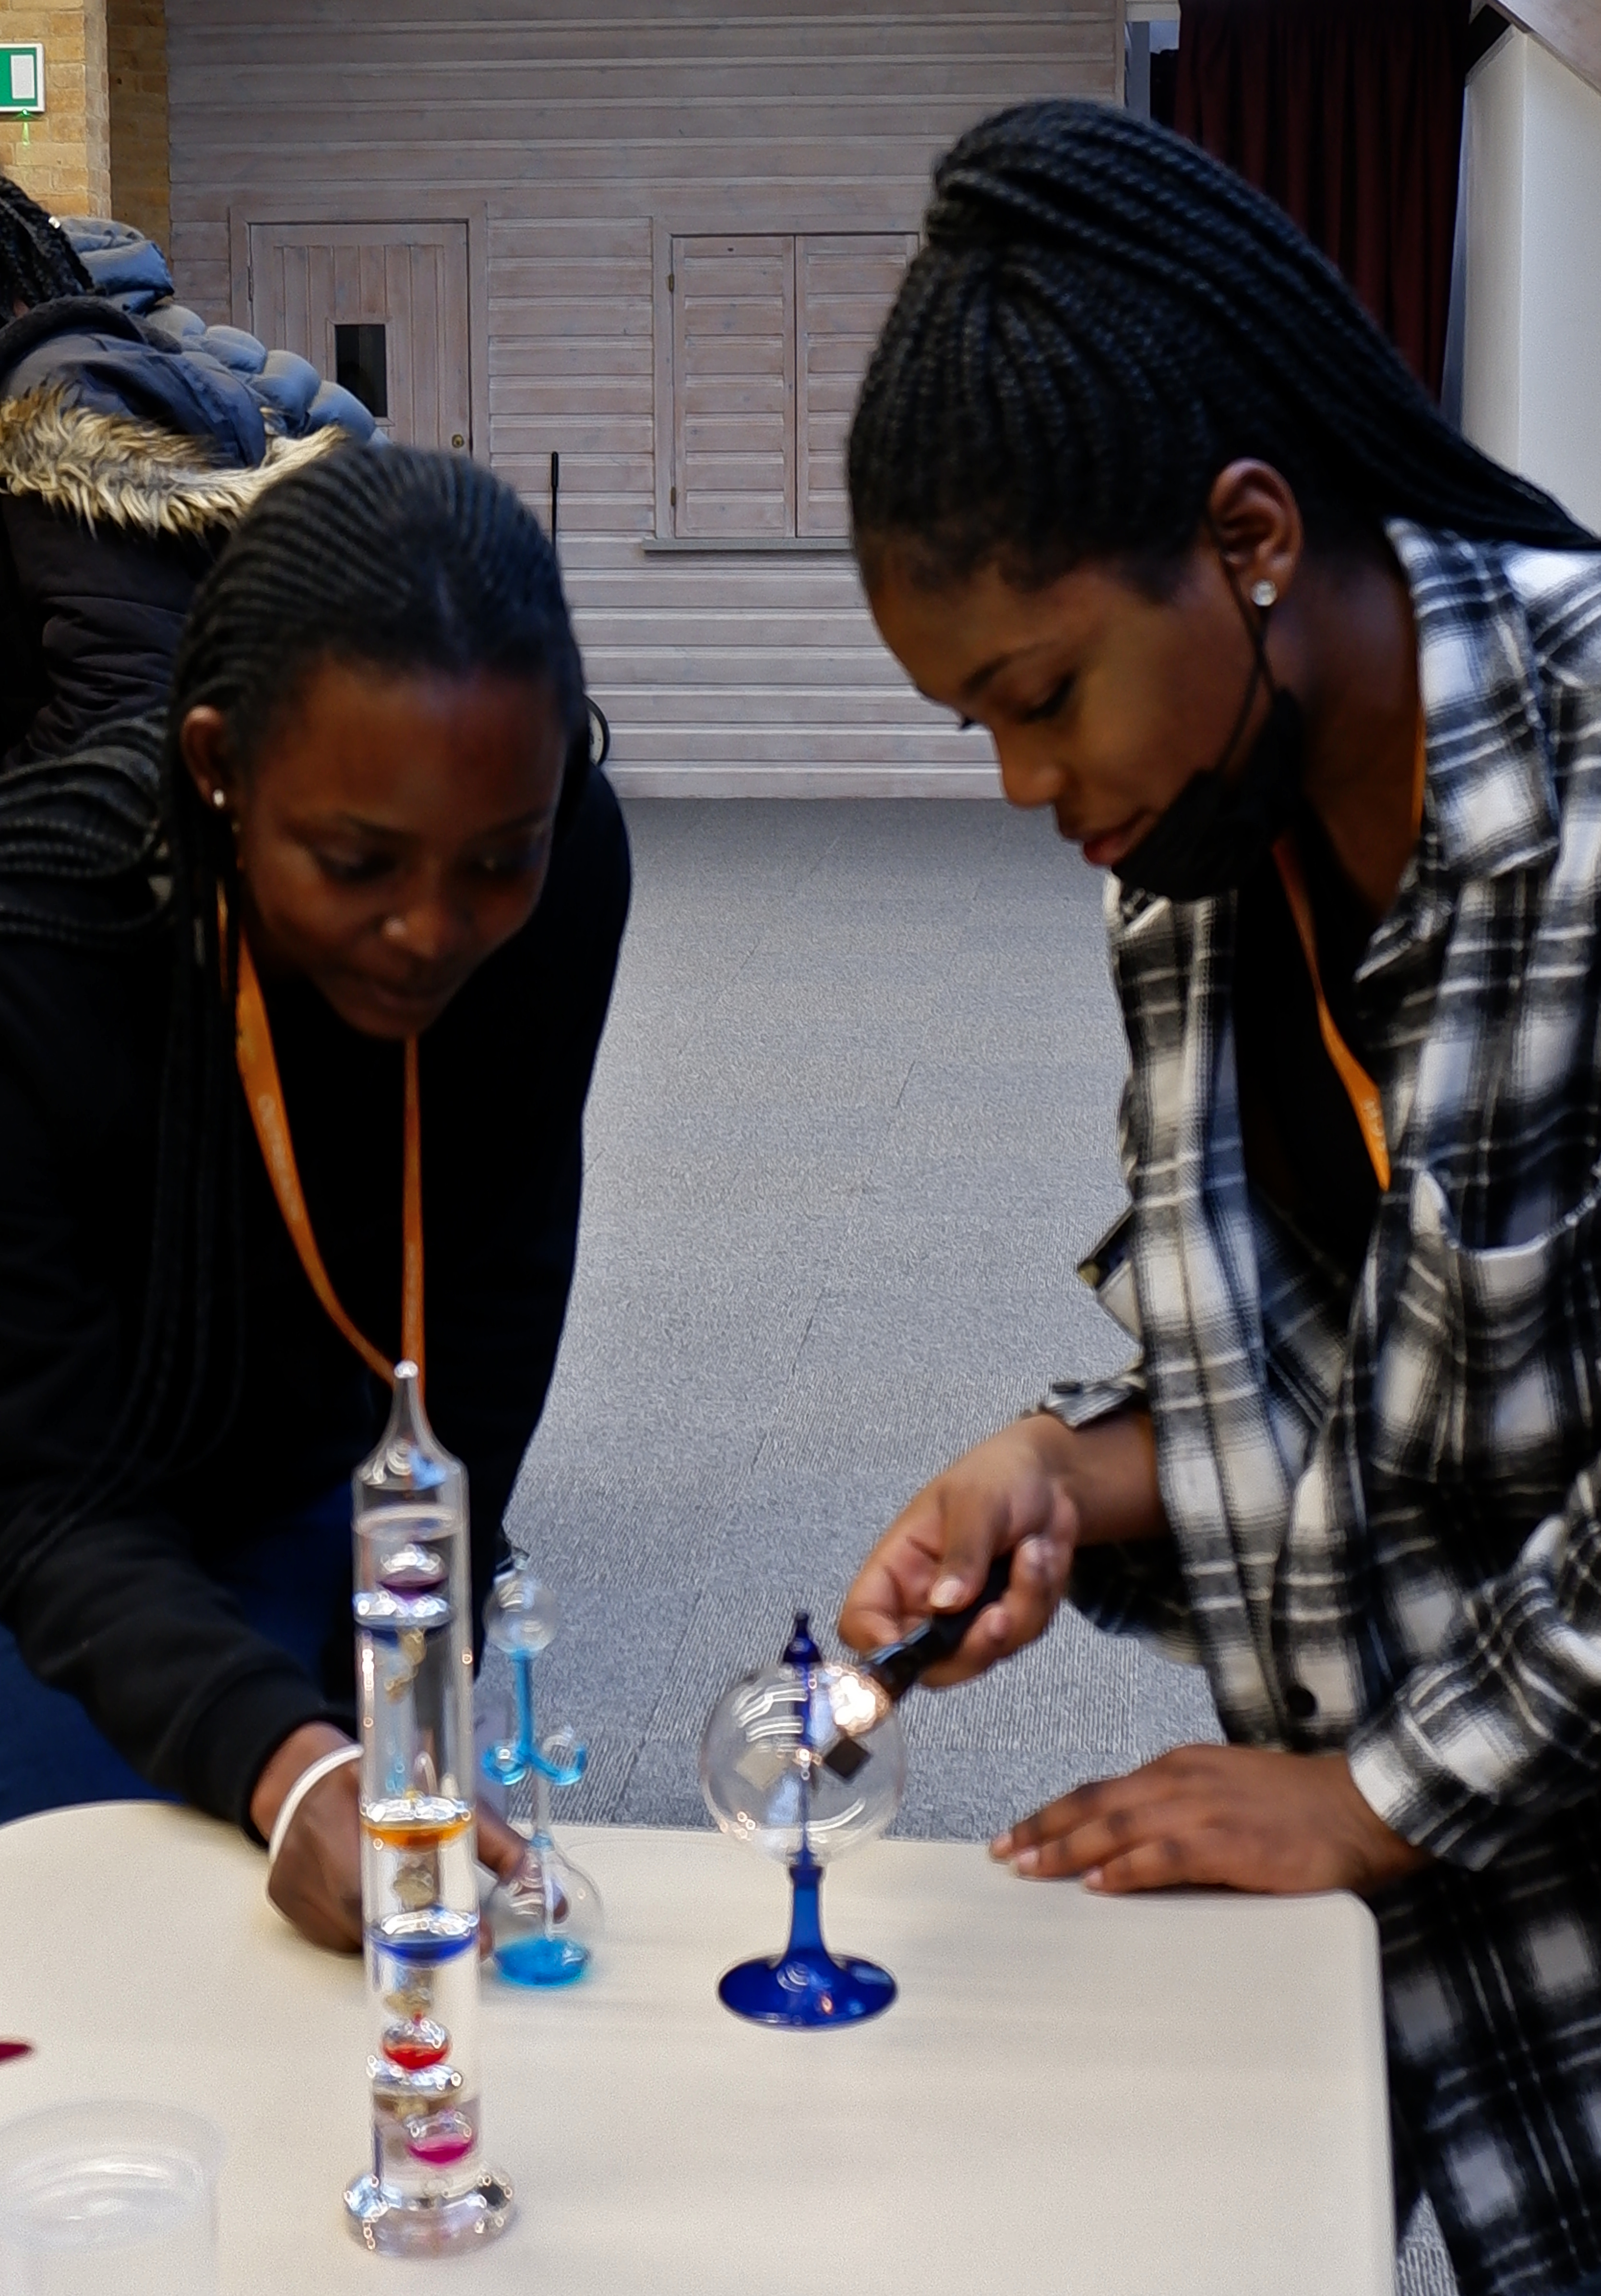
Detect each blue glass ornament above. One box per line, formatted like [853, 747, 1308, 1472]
[480, 1567, 603, 1986]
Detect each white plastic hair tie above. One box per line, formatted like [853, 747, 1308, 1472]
[265, 1742, 361, 1873]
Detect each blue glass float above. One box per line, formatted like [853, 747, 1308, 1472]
[699, 1614, 907, 2029]
[480, 1565, 603, 1986]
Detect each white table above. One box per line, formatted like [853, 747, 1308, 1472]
[0, 1804, 1393, 2293]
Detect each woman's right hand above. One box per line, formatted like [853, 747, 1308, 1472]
[251, 1722, 529, 1953]
[837, 1406, 1166, 1687]
[252, 1721, 365, 1951]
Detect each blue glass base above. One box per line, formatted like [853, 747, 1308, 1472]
[493, 1935, 591, 1987]
[717, 1849, 896, 2028]
[717, 1946, 896, 2028]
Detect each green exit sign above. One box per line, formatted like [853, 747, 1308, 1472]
[1, 44, 45, 116]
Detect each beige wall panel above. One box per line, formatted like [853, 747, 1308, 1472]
[167, 0, 1118, 793]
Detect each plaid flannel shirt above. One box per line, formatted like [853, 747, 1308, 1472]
[1047, 524, 1601, 2296]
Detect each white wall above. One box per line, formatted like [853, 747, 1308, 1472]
[1462, 26, 1601, 532]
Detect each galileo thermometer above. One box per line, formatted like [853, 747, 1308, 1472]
[343, 1363, 514, 2254]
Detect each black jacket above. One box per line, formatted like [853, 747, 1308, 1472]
[0, 740, 630, 1829]
[0, 298, 342, 770]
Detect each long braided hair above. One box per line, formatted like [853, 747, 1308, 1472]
[848, 101, 1595, 590]
[0, 173, 94, 309]
[0, 445, 586, 1555]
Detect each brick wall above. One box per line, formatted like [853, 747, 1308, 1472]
[0, 2, 111, 217]
[1, 0, 167, 244]
[106, 0, 167, 250]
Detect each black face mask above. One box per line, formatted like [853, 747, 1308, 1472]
[1112, 642, 1307, 903]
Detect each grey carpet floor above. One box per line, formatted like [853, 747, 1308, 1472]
[498, 796, 1453, 2294]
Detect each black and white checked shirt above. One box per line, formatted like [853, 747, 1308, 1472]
[1051, 525, 1601, 2296]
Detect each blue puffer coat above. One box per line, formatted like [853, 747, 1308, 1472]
[0, 223, 377, 768]
[59, 216, 382, 446]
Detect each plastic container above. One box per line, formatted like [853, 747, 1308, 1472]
[0, 2100, 223, 2296]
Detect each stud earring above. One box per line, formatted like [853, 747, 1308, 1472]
[210, 787, 227, 811]
[1250, 578, 1278, 609]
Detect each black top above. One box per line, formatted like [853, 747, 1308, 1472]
[0, 488, 215, 768]
[0, 768, 629, 1828]
[0, 296, 268, 772]
[1232, 802, 1381, 1278]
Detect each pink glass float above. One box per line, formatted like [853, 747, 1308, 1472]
[405, 2112, 478, 2167]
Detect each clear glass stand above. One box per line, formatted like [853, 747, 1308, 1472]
[343, 2167, 515, 2257]
[717, 1848, 897, 2028]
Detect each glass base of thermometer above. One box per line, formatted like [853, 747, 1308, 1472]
[344, 2167, 516, 2258]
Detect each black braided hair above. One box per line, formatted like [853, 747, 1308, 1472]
[0, 173, 94, 310]
[848, 101, 1595, 591]
[0, 444, 587, 1553]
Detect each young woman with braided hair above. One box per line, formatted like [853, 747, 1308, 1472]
[0, 443, 630, 1954]
[838, 99, 1601, 2296]
[0, 174, 93, 310]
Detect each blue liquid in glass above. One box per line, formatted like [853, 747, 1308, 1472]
[494, 1935, 591, 1987]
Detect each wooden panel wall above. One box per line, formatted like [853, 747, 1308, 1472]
[164, 1, 1122, 794]
[673, 234, 796, 539]
[796, 233, 919, 538]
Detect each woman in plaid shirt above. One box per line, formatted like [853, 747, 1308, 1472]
[840, 101, 1601, 2296]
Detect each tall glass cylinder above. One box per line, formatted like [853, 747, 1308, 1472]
[342, 1363, 514, 2256]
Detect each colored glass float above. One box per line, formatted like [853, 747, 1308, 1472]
[381, 2020, 450, 2074]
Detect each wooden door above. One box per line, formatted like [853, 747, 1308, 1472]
[246, 221, 471, 452]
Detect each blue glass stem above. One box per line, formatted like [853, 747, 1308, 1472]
[785, 1849, 826, 1957]
[514, 1656, 537, 1785]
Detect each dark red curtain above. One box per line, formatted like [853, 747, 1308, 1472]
[1171, 0, 1471, 398]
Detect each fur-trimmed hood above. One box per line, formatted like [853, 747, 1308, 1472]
[0, 385, 345, 541]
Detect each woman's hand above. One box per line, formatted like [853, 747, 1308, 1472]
[251, 1722, 527, 1953]
[990, 1746, 1433, 1900]
[838, 1408, 1166, 1687]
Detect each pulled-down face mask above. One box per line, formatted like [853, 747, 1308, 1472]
[1112, 561, 1305, 903]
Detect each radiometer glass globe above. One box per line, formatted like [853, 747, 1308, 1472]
[700, 1658, 906, 1863]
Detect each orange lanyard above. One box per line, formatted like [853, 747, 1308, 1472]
[231, 918, 424, 1391]
[1267, 717, 1427, 1196]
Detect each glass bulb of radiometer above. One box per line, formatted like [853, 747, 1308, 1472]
[699, 1654, 906, 1864]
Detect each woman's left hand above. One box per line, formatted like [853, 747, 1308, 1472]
[990, 1746, 1433, 1900]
